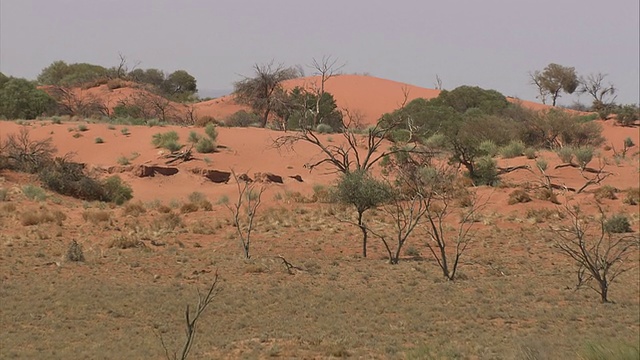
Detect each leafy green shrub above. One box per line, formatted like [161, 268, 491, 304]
[523, 147, 537, 159]
[623, 137, 635, 148]
[195, 137, 216, 153]
[424, 133, 447, 148]
[574, 146, 594, 169]
[188, 131, 201, 144]
[205, 123, 218, 141]
[478, 140, 499, 157]
[225, 110, 260, 127]
[151, 131, 182, 152]
[22, 184, 47, 201]
[615, 104, 639, 126]
[604, 214, 632, 233]
[556, 146, 574, 163]
[102, 176, 133, 205]
[315, 123, 334, 134]
[471, 156, 499, 186]
[500, 140, 525, 158]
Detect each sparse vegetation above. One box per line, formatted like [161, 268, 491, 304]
[152, 131, 182, 152]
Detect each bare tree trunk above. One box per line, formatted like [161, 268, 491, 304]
[358, 210, 367, 258]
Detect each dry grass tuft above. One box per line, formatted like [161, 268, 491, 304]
[593, 185, 618, 201]
[180, 202, 199, 214]
[66, 240, 85, 262]
[535, 188, 560, 204]
[122, 202, 147, 217]
[20, 207, 66, 226]
[508, 189, 532, 205]
[109, 234, 146, 249]
[82, 209, 111, 224]
[622, 188, 639, 206]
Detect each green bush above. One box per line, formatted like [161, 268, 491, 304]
[195, 137, 216, 153]
[22, 184, 47, 201]
[623, 137, 635, 148]
[316, 123, 334, 134]
[478, 140, 499, 157]
[151, 131, 182, 152]
[574, 146, 594, 169]
[556, 146, 574, 163]
[523, 147, 537, 159]
[424, 133, 447, 148]
[225, 110, 260, 127]
[604, 214, 632, 233]
[188, 131, 201, 144]
[472, 156, 499, 186]
[500, 140, 525, 158]
[615, 104, 639, 126]
[102, 176, 133, 205]
[94, 137, 104, 144]
[205, 123, 218, 141]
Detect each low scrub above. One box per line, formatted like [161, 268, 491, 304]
[21, 207, 66, 226]
[508, 189, 532, 205]
[604, 214, 632, 234]
[151, 131, 182, 152]
[593, 185, 617, 201]
[500, 140, 525, 159]
[224, 110, 260, 127]
[622, 188, 640, 205]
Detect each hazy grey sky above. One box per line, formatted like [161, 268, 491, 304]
[1, 0, 638, 104]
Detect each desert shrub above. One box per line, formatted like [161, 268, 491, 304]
[146, 118, 164, 127]
[622, 188, 640, 205]
[152, 212, 183, 231]
[563, 121, 605, 148]
[312, 184, 336, 203]
[20, 207, 66, 226]
[66, 240, 85, 262]
[180, 202, 199, 214]
[593, 185, 617, 201]
[195, 115, 219, 127]
[117, 156, 130, 165]
[556, 146, 574, 163]
[188, 191, 207, 204]
[77, 124, 88, 132]
[225, 110, 260, 127]
[535, 188, 560, 204]
[573, 146, 594, 169]
[508, 189, 532, 205]
[316, 123, 334, 134]
[94, 137, 104, 144]
[3, 129, 56, 173]
[82, 209, 111, 223]
[205, 123, 218, 141]
[195, 137, 216, 153]
[0, 188, 8, 201]
[120, 127, 130, 136]
[471, 156, 499, 186]
[500, 140, 525, 158]
[478, 140, 499, 157]
[123, 202, 146, 217]
[102, 176, 133, 205]
[424, 133, 448, 149]
[525, 208, 564, 223]
[188, 131, 201, 144]
[151, 131, 182, 151]
[623, 137, 635, 148]
[615, 104, 639, 126]
[523, 147, 537, 159]
[22, 184, 47, 201]
[109, 234, 145, 249]
[604, 214, 632, 233]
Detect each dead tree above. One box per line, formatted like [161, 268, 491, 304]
[309, 56, 345, 127]
[551, 205, 638, 303]
[578, 73, 617, 110]
[224, 171, 265, 259]
[275, 112, 416, 175]
[418, 166, 487, 280]
[369, 191, 428, 264]
[158, 273, 220, 360]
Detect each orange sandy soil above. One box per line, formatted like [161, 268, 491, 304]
[1, 77, 639, 358]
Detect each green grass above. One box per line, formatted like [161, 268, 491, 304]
[22, 184, 47, 201]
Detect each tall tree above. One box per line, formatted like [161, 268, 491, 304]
[233, 62, 300, 127]
[530, 63, 579, 106]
